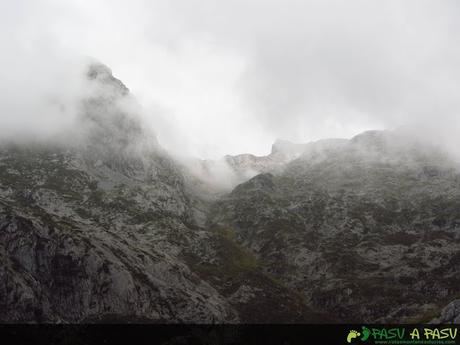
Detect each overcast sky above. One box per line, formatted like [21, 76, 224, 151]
[1, 0, 460, 158]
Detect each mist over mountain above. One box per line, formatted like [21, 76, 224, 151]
[2, 0, 460, 331]
[1, 62, 460, 324]
[3, 0, 460, 158]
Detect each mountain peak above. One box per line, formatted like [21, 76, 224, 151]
[86, 62, 129, 96]
[74, 62, 158, 166]
[350, 129, 390, 147]
[87, 62, 112, 79]
[271, 139, 306, 157]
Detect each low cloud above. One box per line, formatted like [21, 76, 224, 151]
[1, 0, 460, 158]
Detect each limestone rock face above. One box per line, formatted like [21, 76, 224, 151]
[0, 62, 235, 323]
[1, 62, 459, 323]
[0, 62, 326, 323]
[209, 130, 460, 322]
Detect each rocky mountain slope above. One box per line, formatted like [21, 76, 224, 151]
[0, 62, 326, 323]
[1, 63, 459, 323]
[0, 63, 230, 323]
[209, 130, 460, 322]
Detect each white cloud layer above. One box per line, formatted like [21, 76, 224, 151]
[1, 0, 460, 158]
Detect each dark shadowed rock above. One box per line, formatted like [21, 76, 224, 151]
[431, 300, 460, 324]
